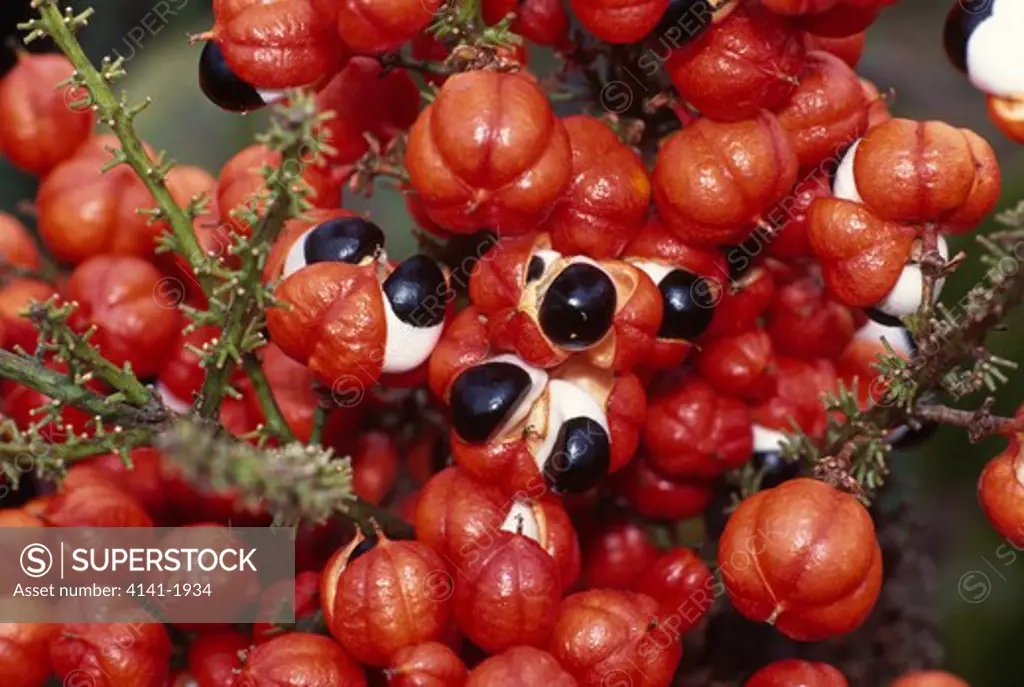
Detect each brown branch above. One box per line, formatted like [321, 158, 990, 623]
[912, 398, 1019, 442]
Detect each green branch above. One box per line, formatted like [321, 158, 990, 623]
[242, 353, 296, 443]
[156, 419, 414, 537]
[197, 97, 322, 420]
[28, 300, 153, 407]
[21, 0, 212, 293]
[0, 349, 164, 426]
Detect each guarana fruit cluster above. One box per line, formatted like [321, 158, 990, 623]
[0, 0, 1016, 684]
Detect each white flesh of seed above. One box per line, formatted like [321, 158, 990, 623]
[381, 295, 445, 374]
[531, 379, 610, 473]
[876, 235, 949, 319]
[966, 2, 1024, 98]
[832, 139, 864, 204]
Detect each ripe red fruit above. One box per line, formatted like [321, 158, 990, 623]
[579, 519, 660, 590]
[321, 529, 455, 666]
[0, 279, 56, 353]
[667, 3, 804, 121]
[466, 646, 576, 686]
[804, 31, 866, 67]
[428, 308, 646, 492]
[890, 671, 970, 687]
[253, 570, 322, 643]
[752, 357, 838, 438]
[745, 659, 848, 686]
[761, 0, 838, 14]
[776, 51, 868, 170]
[51, 623, 171, 687]
[624, 217, 727, 280]
[66, 254, 181, 378]
[549, 589, 681, 687]
[847, 119, 1000, 232]
[613, 451, 714, 521]
[719, 478, 882, 641]
[350, 430, 400, 505]
[796, 1, 886, 37]
[406, 71, 571, 235]
[235, 632, 367, 687]
[469, 233, 663, 372]
[0, 616, 58, 687]
[653, 114, 798, 247]
[387, 642, 468, 687]
[767, 277, 855, 361]
[483, 0, 570, 47]
[188, 630, 250, 687]
[43, 481, 154, 528]
[312, 0, 444, 55]
[543, 115, 650, 259]
[217, 144, 340, 237]
[64, 448, 172, 523]
[414, 467, 581, 590]
[978, 434, 1024, 547]
[702, 265, 775, 340]
[695, 328, 775, 400]
[644, 376, 753, 478]
[37, 135, 155, 263]
[0, 52, 92, 176]
[764, 171, 832, 260]
[0, 213, 41, 271]
[808, 198, 915, 309]
[455, 530, 562, 653]
[631, 548, 714, 637]
[317, 57, 420, 165]
[988, 95, 1024, 145]
[571, 0, 668, 44]
[208, 0, 345, 89]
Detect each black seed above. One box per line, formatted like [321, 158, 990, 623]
[304, 217, 385, 267]
[198, 41, 266, 113]
[539, 263, 616, 349]
[543, 417, 611, 493]
[865, 307, 904, 328]
[752, 451, 800, 490]
[651, 0, 728, 44]
[381, 255, 449, 328]
[526, 255, 545, 283]
[944, 1, 994, 74]
[449, 362, 532, 443]
[657, 270, 716, 341]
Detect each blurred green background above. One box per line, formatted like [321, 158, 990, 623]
[1, 1, 1023, 684]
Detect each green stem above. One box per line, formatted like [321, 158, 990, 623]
[242, 353, 296, 443]
[309, 401, 329, 446]
[197, 120, 310, 420]
[0, 350, 163, 426]
[0, 427, 154, 466]
[29, 303, 153, 407]
[26, 1, 212, 294]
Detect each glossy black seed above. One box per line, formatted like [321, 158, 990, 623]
[865, 307, 904, 328]
[543, 417, 611, 493]
[381, 255, 450, 328]
[657, 270, 716, 341]
[539, 263, 616, 349]
[652, 0, 728, 44]
[304, 217, 385, 267]
[449, 362, 533, 443]
[944, 1, 994, 73]
[198, 41, 266, 113]
[527, 255, 545, 283]
[752, 450, 801, 490]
